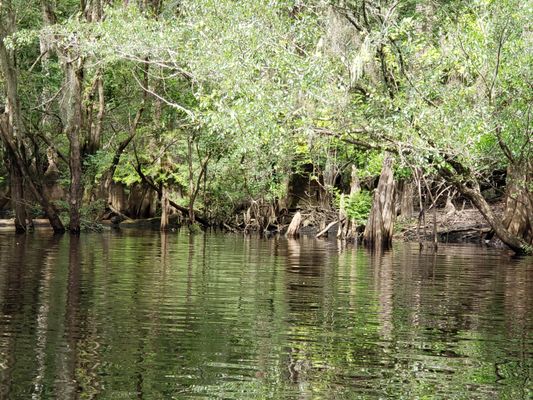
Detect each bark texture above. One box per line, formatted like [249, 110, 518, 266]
[62, 59, 84, 233]
[363, 154, 395, 248]
[502, 160, 533, 246]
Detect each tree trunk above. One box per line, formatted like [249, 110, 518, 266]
[160, 185, 169, 231]
[363, 154, 395, 248]
[337, 193, 346, 238]
[320, 149, 338, 209]
[399, 180, 414, 218]
[86, 74, 104, 154]
[8, 159, 27, 233]
[456, 182, 529, 254]
[347, 165, 360, 239]
[502, 160, 533, 245]
[187, 135, 196, 223]
[0, 117, 65, 232]
[286, 211, 302, 238]
[62, 59, 84, 233]
[0, 187, 10, 211]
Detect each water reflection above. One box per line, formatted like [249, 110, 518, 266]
[0, 233, 531, 399]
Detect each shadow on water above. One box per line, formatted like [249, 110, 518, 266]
[0, 232, 531, 399]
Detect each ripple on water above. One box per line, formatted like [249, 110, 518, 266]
[0, 233, 531, 399]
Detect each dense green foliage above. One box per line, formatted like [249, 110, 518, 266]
[344, 190, 373, 226]
[0, 0, 531, 249]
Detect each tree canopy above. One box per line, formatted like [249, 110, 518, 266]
[0, 0, 531, 252]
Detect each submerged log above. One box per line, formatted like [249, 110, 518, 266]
[363, 154, 395, 248]
[285, 211, 302, 238]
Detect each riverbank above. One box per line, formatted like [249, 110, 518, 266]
[0, 202, 505, 249]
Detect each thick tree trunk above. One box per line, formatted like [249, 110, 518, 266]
[9, 161, 27, 233]
[502, 160, 533, 245]
[62, 60, 84, 233]
[286, 211, 302, 238]
[320, 150, 338, 209]
[86, 74, 104, 154]
[363, 154, 395, 248]
[437, 155, 531, 255]
[398, 180, 414, 218]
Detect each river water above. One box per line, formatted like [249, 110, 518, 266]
[0, 232, 531, 399]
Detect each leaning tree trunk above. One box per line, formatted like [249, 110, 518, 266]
[437, 155, 531, 255]
[502, 160, 533, 246]
[455, 182, 529, 254]
[363, 154, 395, 248]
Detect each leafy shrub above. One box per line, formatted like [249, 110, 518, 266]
[345, 190, 373, 226]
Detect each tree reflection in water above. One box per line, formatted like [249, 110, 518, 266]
[0, 232, 530, 399]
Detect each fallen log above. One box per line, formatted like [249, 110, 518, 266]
[0, 218, 52, 230]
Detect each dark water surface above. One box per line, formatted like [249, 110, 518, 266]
[0, 232, 531, 399]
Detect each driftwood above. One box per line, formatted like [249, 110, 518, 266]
[285, 211, 302, 238]
[108, 204, 132, 222]
[316, 220, 339, 238]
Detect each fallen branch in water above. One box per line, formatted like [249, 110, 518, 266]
[316, 220, 339, 238]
